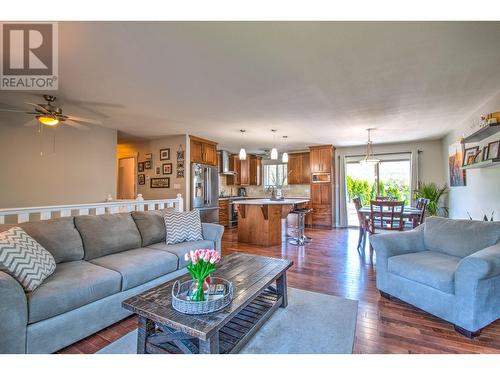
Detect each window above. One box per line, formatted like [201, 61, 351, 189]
[263, 164, 288, 187]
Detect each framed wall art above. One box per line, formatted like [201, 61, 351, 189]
[138, 174, 145, 185]
[144, 160, 152, 169]
[162, 163, 172, 175]
[150, 177, 170, 188]
[160, 148, 170, 160]
[138, 162, 144, 172]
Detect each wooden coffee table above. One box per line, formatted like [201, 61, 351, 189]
[122, 253, 293, 354]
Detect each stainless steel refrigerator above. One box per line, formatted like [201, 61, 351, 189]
[191, 163, 219, 223]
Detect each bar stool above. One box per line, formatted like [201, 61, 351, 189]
[288, 208, 312, 245]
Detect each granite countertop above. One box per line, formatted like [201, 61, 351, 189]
[234, 198, 309, 205]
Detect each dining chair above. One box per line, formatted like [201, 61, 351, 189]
[352, 197, 368, 252]
[368, 200, 405, 240]
[405, 197, 430, 229]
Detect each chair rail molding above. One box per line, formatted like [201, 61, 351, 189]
[0, 194, 184, 224]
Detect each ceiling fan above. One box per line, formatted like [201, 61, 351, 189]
[0, 94, 102, 129]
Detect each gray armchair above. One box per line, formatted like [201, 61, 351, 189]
[371, 217, 500, 337]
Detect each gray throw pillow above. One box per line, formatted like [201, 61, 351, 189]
[0, 227, 56, 292]
[164, 210, 203, 245]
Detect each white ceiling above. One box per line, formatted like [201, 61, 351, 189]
[1, 21, 500, 153]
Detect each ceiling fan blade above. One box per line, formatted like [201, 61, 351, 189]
[25, 102, 49, 114]
[0, 108, 29, 113]
[63, 120, 89, 130]
[65, 115, 102, 125]
[23, 118, 38, 127]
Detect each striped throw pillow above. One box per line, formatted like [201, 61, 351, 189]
[0, 227, 56, 292]
[164, 210, 203, 245]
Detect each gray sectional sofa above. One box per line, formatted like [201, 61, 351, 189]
[371, 216, 500, 337]
[0, 210, 224, 354]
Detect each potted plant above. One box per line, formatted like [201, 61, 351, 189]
[413, 182, 449, 217]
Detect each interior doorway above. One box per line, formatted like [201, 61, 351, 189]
[117, 156, 136, 199]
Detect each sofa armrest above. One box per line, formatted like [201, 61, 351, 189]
[0, 270, 27, 353]
[370, 225, 426, 260]
[202, 223, 225, 253]
[456, 242, 500, 281]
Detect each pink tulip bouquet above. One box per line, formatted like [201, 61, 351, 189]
[184, 249, 221, 301]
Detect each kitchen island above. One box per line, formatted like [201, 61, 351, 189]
[235, 198, 309, 246]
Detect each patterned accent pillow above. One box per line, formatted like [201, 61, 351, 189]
[0, 227, 56, 292]
[164, 210, 203, 245]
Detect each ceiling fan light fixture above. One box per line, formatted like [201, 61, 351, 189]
[37, 115, 59, 126]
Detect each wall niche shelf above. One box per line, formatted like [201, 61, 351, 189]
[461, 158, 500, 170]
[464, 123, 500, 143]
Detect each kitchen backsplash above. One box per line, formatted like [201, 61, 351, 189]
[219, 175, 310, 197]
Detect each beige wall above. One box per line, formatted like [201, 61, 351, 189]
[0, 122, 117, 208]
[117, 135, 189, 205]
[441, 92, 500, 220]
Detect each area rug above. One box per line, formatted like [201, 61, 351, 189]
[97, 288, 358, 354]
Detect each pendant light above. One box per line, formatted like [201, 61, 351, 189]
[281, 135, 289, 163]
[360, 128, 380, 165]
[270, 129, 278, 160]
[238, 129, 247, 160]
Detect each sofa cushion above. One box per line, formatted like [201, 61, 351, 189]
[388, 251, 461, 294]
[0, 217, 84, 263]
[131, 209, 173, 247]
[164, 210, 203, 245]
[90, 248, 178, 291]
[75, 213, 142, 260]
[0, 227, 56, 292]
[424, 217, 500, 258]
[27, 260, 121, 323]
[147, 240, 215, 268]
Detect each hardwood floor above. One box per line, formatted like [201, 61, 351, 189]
[58, 226, 500, 354]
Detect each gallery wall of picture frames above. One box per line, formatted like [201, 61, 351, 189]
[137, 146, 183, 189]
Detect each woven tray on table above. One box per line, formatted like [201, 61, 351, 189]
[171, 277, 233, 315]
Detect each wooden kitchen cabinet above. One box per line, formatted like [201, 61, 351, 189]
[310, 183, 331, 205]
[249, 155, 262, 186]
[240, 158, 250, 186]
[288, 152, 310, 184]
[226, 154, 261, 186]
[218, 199, 229, 226]
[190, 136, 218, 166]
[310, 145, 332, 173]
[226, 154, 240, 185]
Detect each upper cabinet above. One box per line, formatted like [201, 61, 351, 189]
[226, 154, 262, 186]
[310, 145, 332, 173]
[190, 136, 218, 166]
[249, 155, 262, 186]
[288, 152, 310, 184]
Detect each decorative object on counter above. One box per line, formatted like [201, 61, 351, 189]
[467, 211, 495, 221]
[162, 163, 172, 175]
[176, 144, 184, 178]
[281, 135, 289, 163]
[462, 146, 479, 167]
[183, 249, 222, 302]
[145, 153, 152, 160]
[144, 160, 152, 170]
[270, 129, 278, 160]
[238, 129, 247, 160]
[138, 174, 145, 185]
[269, 166, 288, 200]
[160, 148, 170, 160]
[150, 177, 169, 188]
[138, 162, 144, 172]
[136, 193, 144, 200]
[487, 140, 500, 160]
[105, 194, 113, 202]
[360, 128, 380, 165]
[448, 142, 466, 186]
[413, 182, 448, 217]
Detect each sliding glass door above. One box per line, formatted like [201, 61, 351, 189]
[345, 155, 411, 227]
